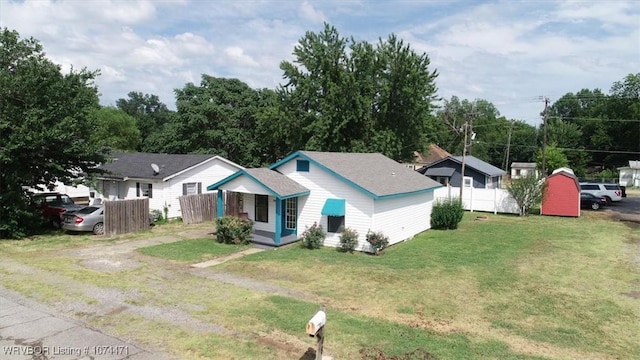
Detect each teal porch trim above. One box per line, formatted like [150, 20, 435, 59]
[321, 198, 345, 216]
[274, 199, 282, 245]
[216, 190, 224, 218]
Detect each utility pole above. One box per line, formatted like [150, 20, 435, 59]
[459, 108, 476, 199]
[503, 124, 513, 171]
[542, 97, 549, 177]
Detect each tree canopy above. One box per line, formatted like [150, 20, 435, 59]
[0, 28, 108, 238]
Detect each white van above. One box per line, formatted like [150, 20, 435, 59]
[579, 183, 623, 203]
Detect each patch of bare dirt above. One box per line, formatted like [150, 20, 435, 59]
[360, 347, 437, 360]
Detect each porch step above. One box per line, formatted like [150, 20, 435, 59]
[190, 248, 264, 268]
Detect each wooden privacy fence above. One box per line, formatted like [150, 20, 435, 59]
[104, 198, 150, 236]
[179, 191, 242, 224]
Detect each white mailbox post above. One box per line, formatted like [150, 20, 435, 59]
[306, 307, 326, 360]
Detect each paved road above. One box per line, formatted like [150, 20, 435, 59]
[0, 287, 165, 360]
[604, 195, 640, 220]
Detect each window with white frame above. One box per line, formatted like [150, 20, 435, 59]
[182, 182, 202, 195]
[136, 183, 153, 198]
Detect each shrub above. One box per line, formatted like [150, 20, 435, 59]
[431, 198, 464, 229]
[301, 222, 325, 249]
[338, 227, 359, 252]
[215, 216, 253, 245]
[366, 230, 389, 254]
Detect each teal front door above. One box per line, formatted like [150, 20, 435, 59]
[281, 198, 297, 236]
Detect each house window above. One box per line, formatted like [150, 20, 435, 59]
[515, 169, 521, 176]
[463, 177, 472, 188]
[327, 216, 345, 233]
[255, 194, 268, 222]
[136, 183, 153, 198]
[296, 160, 310, 172]
[435, 176, 449, 186]
[182, 182, 202, 195]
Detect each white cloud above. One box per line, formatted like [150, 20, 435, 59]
[0, 0, 637, 123]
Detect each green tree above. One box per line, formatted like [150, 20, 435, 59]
[507, 174, 546, 216]
[91, 107, 141, 151]
[0, 28, 108, 238]
[116, 92, 173, 151]
[278, 23, 439, 162]
[536, 144, 569, 175]
[543, 118, 588, 175]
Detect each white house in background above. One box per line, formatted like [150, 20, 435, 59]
[510, 162, 538, 179]
[619, 160, 640, 187]
[96, 152, 244, 218]
[207, 151, 442, 252]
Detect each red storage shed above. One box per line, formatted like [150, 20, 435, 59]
[541, 169, 580, 217]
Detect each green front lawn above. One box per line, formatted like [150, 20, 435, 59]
[138, 238, 248, 262]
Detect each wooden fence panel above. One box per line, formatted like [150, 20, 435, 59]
[179, 193, 216, 224]
[178, 191, 242, 224]
[104, 198, 150, 236]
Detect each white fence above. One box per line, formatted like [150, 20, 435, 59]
[434, 186, 519, 214]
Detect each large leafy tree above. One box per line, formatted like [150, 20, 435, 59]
[0, 28, 108, 238]
[149, 76, 268, 167]
[277, 23, 439, 162]
[91, 107, 141, 151]
[115, 92, 172, 151]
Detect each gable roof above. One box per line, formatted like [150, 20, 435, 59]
[423, 155, 505, 177]
[98, 152, 243, 181]
[414, 144, 451, 165]
[207, 168, 310, 199]
[511, 162, 537, 169]
[271, 151, 442, 198]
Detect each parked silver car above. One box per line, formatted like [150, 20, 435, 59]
[62, 206, 104, 235]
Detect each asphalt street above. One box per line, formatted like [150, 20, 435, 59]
[0, 287, 165, 360]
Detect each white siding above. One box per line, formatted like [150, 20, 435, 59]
[242, 194, 275, 232]
[372, 192, 433, 248]
[165, 159, 242, 218]
[277, 158, 374, 251]
[218, 176, 272, 196]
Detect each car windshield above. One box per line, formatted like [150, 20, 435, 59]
[76, 206, 100, 214]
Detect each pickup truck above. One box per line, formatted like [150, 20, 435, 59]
[32, 192, 85, 228]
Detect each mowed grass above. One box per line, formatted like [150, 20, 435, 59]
[218, 212, 640, 359]
[138, 238, 248, 262]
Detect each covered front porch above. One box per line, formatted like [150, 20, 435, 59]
[207, 168, 310, 247]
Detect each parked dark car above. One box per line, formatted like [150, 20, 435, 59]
[31, 192, 85, 228]
[62, 206, 104, 235]
[580, 192, 607, 210]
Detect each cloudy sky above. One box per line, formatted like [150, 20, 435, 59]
[1, 0, 638, 125]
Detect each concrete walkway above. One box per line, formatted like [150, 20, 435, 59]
[190, 247, 264, 268]
[0, 288, 167, 360]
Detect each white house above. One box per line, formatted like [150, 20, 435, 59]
[207, 151, 442, 252]
[96, 152, 244, 218]
[619, 160, 640, 187]
[510, 162, 538, 179]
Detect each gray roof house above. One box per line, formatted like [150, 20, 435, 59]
[96, 152, 244, 218]
[510, 162, 538, 179]
[417, 155, 506, 189]
[207, 150, 442, 251]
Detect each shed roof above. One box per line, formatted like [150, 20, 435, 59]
[424, 167, 455, 177]
[271, 151, 442, 198]
[511, 162, 537, 169]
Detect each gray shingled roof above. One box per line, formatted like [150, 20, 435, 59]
[98, 152, 218, 180]
[244, 168, 309, 197]
[451, 156, 506, 177]
[294, 151, 442, 197]
[511, 162, 537, 169]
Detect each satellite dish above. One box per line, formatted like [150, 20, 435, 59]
[151, 163, 160, 175]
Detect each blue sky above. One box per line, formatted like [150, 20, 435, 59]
[1, 0, 638, 125]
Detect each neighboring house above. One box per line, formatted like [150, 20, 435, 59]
[510, 162, 538, 179]
[541, 168, 580, 217]
[618, 160, 640, 187]
[417, 155, 506, 188]
[95, 152, 244, 218]
[404, 144, 451, 170]
[207, 151, 442, 251]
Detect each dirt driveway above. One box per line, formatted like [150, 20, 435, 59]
[0, 227, 317, 359]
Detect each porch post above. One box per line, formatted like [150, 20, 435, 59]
[217, 190, 224, 218]
[274, 197, 282, 245]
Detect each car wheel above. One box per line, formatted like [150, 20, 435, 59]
[591, 202, 600, 210]
[93, 222, 104, 235]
